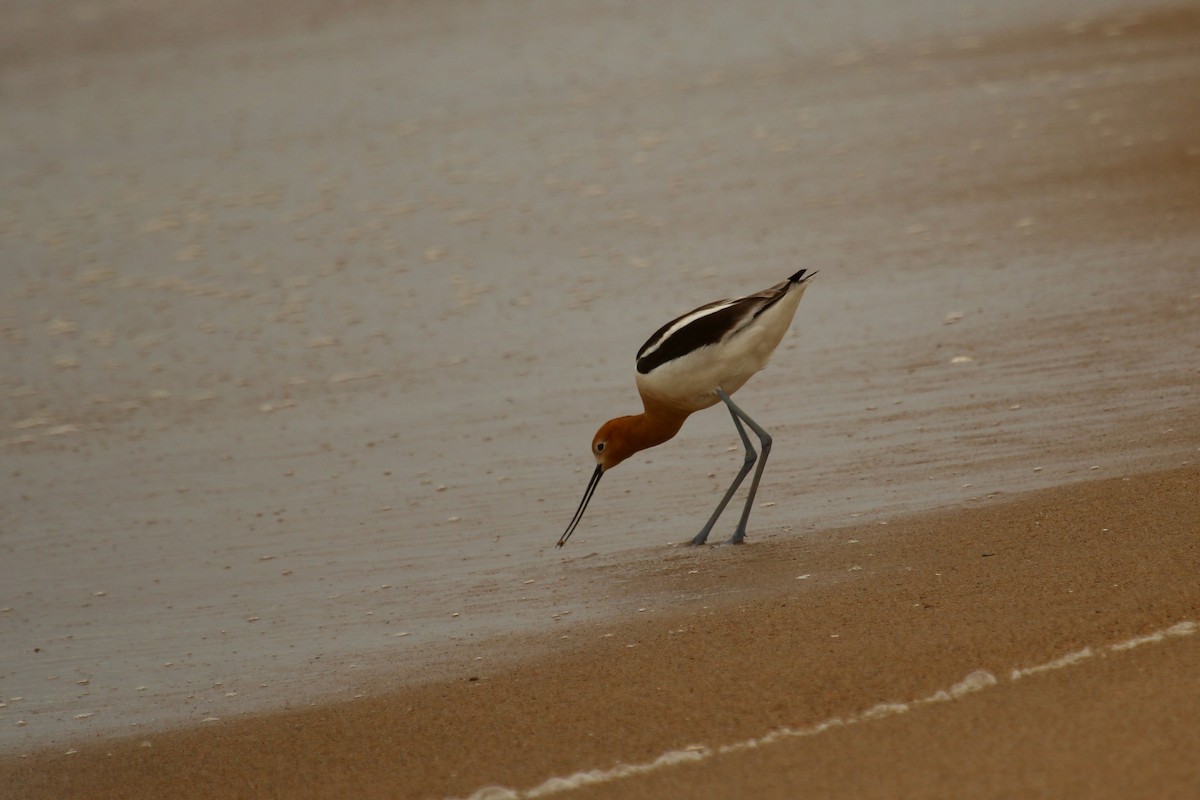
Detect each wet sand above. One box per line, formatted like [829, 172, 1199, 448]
[2, 0, 1200, 796]
[6, 466, 1200, 798]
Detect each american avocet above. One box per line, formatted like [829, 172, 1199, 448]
[557, 268, 817, 548]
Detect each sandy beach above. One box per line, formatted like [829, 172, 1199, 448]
[2, 0, 1198, 797]
[7, 466, 1200, 798]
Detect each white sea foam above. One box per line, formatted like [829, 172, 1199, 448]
[860, 702, 910, 721]
[522, 747, 709, 797]
[716, 718, 846, 755]
[464, 788, 520, 800]
[451, 621, 1195, 800]
[1010, 646, 1094, 680]
[949, 669, 998, 697]
[1109, 620, 1197, 652]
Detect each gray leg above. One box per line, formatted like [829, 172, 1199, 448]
[690, 393, 757, 545]
[725, 393, 772, 544]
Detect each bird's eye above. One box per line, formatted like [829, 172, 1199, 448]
[595, 442, 606, 453]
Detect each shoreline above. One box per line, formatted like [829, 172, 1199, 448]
[3, 0, 1199, 795]
[7, 463, 1199, 798]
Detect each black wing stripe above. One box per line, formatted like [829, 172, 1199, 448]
[635, 275, 800, 375]
[636, 297, 758, 375]
[636, 298, 731, 363]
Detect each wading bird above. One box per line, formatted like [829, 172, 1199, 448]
[557, 269, 816, 548]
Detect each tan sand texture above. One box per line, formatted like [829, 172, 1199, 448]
[2, 0, 1198, 797]
[6, 466, 1199, 798]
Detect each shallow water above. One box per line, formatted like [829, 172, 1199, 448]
[2, 0, 1198, 752]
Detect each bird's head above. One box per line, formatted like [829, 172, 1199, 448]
[556, 416, 645, 548]
[557, 413, 686, 548]
[590, 416, 640, 472]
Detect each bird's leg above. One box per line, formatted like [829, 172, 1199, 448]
[719, 389, 773, 544]
[690, 390, 758, 546]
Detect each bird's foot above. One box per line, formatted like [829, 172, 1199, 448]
[688, 534, 747, 546]
[690, 526, 749, 546]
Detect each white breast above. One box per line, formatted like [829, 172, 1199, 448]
[636, 281, 808, 412]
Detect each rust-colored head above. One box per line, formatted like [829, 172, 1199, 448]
[555, 417, 637, 548]
[590, 415, 641, 471]
[557, 411, 688, 548]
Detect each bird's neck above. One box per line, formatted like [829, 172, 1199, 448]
[625, 410, 688, 453]
[614, 401, 690, 461]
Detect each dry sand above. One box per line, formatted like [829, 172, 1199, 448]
[2, 0, 1199, 797]
[6, 466, 1200, 798]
